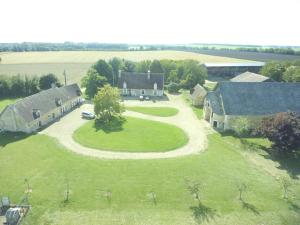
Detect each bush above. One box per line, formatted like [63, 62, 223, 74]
[167, 82, 181, 93]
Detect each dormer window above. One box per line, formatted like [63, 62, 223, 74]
[123, 82, 127, 89]
[55, 98, 62, 107]
[154, 82, 157, 90]
[32, 109, 41, 119]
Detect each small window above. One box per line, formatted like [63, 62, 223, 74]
[213, 121, 218, 128]
[154, 82, 157, 90]
[142, 90, 145, 95]
[32, 109, 41, 119]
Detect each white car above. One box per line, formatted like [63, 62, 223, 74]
[139, 95, 144, 101]
[81, 111, 95, 119]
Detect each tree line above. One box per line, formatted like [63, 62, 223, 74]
[0, 74, 61, 97]
[81, 58, 207, 98]
[260, 61, 300, 82]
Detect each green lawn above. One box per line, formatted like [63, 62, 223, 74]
[126, 106, 179, 117]
[73, 116, 188, 152]
[0, 98, 20, 112]
[0, 132, 299, 225]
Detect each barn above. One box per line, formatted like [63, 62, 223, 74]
[204, 82, 300, 131]
[0, 84, 82, 133]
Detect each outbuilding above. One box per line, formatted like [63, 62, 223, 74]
[191, 84, 207, 106]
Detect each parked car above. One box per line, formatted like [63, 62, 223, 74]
[145, 96, 150, 101]
[139, 95, 144, 101]
[81, 111, 95, 119]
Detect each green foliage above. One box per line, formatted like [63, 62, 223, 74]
[122, 60, 136, 72]
[257, 112, 300, 154]
[92, 59, 114, 85]
[136, 60, 151, 73]
[167, 82, 181, 93]
[150, 60, 164, 73]
[108, 57, 124, 86]
[231, 118, 252, 137]
[167, 70, 180, 83]
[180, 61, 207, 89]
[260, 62, 286, 81]
[39, 73, 61, 90]
[283, 66, 300, 82]
[93, 84, 124, 122]
[81, 68, 108, 99]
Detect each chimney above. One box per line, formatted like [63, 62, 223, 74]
[147, 70, 151, 79]
[118, 70, 122, 78]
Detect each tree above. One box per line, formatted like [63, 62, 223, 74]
[150, 60, 164, 73]
[136, 60, 151, 73]
[108, 57, 124, 86]
[256, 112, 300, 154]
[93, 84, 124, 122]
[0, 76, 10, 97]
[167, 70, 180, 83]
[122, 60, 136, 72]
[39, 73, 61, 90]
[260, 62, 286, 81]
[10, 75, 25, 96]
[181, 61, 207, 89]
[81, 68, 108, 99]
[283, 66, 300, 82]
[24, 75, 39, 96]
[92, 60, 114, 85]
[167, 82, 181, 93]
[231, 117, 251, 137]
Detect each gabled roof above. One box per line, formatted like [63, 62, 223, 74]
[191, 84, 207, 99]
[230, 71, 271, 82]
[117, 72, 164, 90]
[208, 82, 300, 116]
[1, 84, 81, 123]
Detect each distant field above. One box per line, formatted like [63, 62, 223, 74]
[0, 51, 251, 84]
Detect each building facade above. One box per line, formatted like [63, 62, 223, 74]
[204, 82, 300, 131]
[191, 84, 207, 106]
[117, 71, 164, 97]
[0, 84, 82, 133]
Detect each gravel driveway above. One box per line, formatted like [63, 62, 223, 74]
[40, 94, 210, 159]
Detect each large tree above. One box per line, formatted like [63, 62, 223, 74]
[39, 73, 61, 90]
[93, 84, 124, 122]
[283, 66, 300, 82]
[81, 68, 108, 99]
[181, 61, 207, 89]
[136, 60, 151, 73]
[257, 112, 300, 154]
[92, 60, 114, 85]
[150, 60, 164, 73]
[122, 60, 136, 72]
[108, 57, 123, 86]
[260, 62, 286, 82]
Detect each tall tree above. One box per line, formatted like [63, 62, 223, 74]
[260, 62, 286, 82]
[150, 60, 164, 73]
[108, 57, 124, 86]
[92, 60, 114, 85]
[39, 73, 61, 90]
[81, 68, 108, 99]
[93, 84, 124, 122]
[283, 66, 300, 82]
[181, 61, 207, 89]
[122, 60, 136, 72]
[136, 60, 151, 73]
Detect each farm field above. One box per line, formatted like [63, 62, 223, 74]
[0, 132, 299, 224]
[0, 50, 251, 84]
[126, 106, 179, 117]
[73, 116, 188, 152]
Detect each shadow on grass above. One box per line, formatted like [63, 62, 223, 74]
[93, 116, 126, 133]
[0, 132, 30, 148]
[241, 200, 260, 215]
[287, 200, 300, 212]
[190, 203, 217, 224]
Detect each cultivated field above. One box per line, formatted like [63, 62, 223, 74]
[0, 51, 251, 84]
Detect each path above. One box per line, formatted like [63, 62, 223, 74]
[40, 94, 210, 159]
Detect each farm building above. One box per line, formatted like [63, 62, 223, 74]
[117, 70, 164, 97]
[204, 82, 300, 131]
[230, 71, 273, 82]
[191, 84, 207, 106]
[0, 84, 82, 133]
[205, 62, 265, 79]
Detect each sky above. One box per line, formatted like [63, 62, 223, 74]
[1, 0, 300, 46]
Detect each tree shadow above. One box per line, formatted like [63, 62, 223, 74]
[0, 132, 30, 148]
[287, 200, 300, 212]
[189, 203, 217, 224]
[93, 116, 126, 133]
[241, 200, 260, 215]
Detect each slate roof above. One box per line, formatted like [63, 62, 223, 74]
[206, 91, 224, 115]
[1, 84, 81, 123]
[191, 84, 207, 99]
[230, 71, 272, 82]
[208, 82, 300, 116]
[204, 62, 265, 67]
[117, 72, 164, 90]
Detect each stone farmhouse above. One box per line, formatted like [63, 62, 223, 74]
[230, 71, 273, 82]
[0, 84, 82, 133]
[191, 84, 207, 106]
[117, 70, 164, 97]
[204, 82, 300, 131]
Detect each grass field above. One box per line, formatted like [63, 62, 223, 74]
[0, 50, 251, 84]
[0, 132, 299, 225]
[126, 106, 179, 117]
[0, 98, 20, 112]
[73, 116, 188, 152]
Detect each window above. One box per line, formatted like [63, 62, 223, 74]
[213, 121, 218, 128]
[154, 82, 157, 90]
[123, 82, 127, 89]
[32, 109, 41, 119]
[142, 90, 145, 95]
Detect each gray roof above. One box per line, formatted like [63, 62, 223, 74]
[206, 91, 224, 115]
[207, 82, 300, 116]
[1, 84, 81, 123]
[230, 71, 271, 82]
[191, 84, 207, 99]
[117, 72, 164, 90]
[204, 62, 265, 67]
